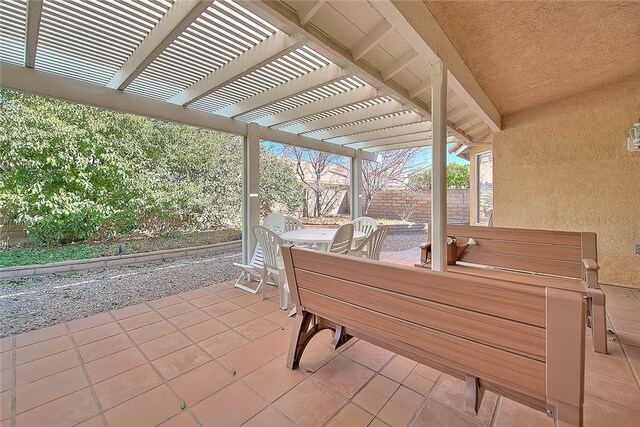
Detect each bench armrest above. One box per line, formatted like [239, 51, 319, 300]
[582, 258, 598, 270]
[419, 242, 431, 249]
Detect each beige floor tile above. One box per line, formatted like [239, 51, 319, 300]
[234, 317, 280, 341]
[412, 364, 442, 382]
[342, 340, 395, 371]
[73, 322, 123, 346]
[243, 407, 295, 427]
[152, 345, 210, 380]
[69, 313, 114, 333]
[218, 288, 247, 299]
[85, 347, 146, 383]
[118, 311, 163, 331]
[78, 334, 133, 363]
[585, 371, 640, 410]
[412, 400, 482, 427]
[334, 403, 375, 427]
[245, 299, 281, 316]
[104, 385, 179, 427]
[402, 372, 435, 396]
[159, 412, 199, 427]
[147, 295, 183, 310]
[428, 375, 498, 426]
[493, 397, 553, 427]
[389, 386, 423, 412]
[583, 395, 640, 427]
[181, 318, 228, 342]
[188, 293, 224, 308]
[380, 356, 417, 383]
[275, 378, 346, 427]
[15, 335, 74, 365]
[314, 356, 375, 398]
[15, 388, 99, 427]
[110, 303, 151, 320]
[157, 302, 197, 319]
[0, 369, 13, 393]
[169, 360, 234, 406]
[243, 356, 306, 402]
[352, 387, 389, 416]
[253, 324, 293, 356]
[217, 342, 275, 377]
[16, 366, 87, 413]
[218, 308, 260, 328]
[191, 382, 267, 427]
[198, 329, 249, 358]
[1, 390, 9, 421]
[201, 300, 242, 317]
[15, 348, 79, 386]
[139, 331, 191, 360]
[377, 400, 414, 427]
[263, 309, 296, 327]
[178, 288, 211, 301]
[128, 320, 178, 344]
[15, 324, 68, 348]
[93, 364, 162, 409]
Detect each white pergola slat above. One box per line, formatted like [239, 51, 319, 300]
[254, 84, 377, 127]
[283, 99, 404, 135]
[169, 31, 304, 106]
[214, 63, 343, 117]
[107, 0, 213, 90]
[25, 0, 43, 68]
[306, 111, 423, 140]
[331, 121, 433, 145]
[351, 20, 393, 61]
[346, 130, 432, 149]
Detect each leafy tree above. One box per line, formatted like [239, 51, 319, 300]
[407, 163, 470, 190]
[260, 154, 303, 217]
[0, 90, 303, 244]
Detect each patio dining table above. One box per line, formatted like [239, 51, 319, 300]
[280, 228, 366, 251]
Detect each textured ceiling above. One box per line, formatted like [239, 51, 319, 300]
[425, 1, 640, 115]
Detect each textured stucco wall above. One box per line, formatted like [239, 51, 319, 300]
[493, 73, 640, 287]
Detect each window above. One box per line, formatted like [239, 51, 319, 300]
[476, 151, 493, 225]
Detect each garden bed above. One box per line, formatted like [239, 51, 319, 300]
[0, 229, 240, 268]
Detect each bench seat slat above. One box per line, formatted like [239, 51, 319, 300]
[459, 250, 583, 278]
[296, 269, 546, 360]
[448, 225, 582, 246]
[293, 250, 546, 327]
[299, 289, 547, 399]
[457, 238, 582, 262]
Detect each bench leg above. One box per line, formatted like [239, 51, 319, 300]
[552, 401, 582, 427]
[464, 374, 484, 415]
[588, 290, 608, 354]
[287, 312, 321, 369]
[329, 325, 352, 351]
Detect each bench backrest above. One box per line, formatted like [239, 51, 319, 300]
[441, 225, 597, 279]
[283, 246, 585, 416]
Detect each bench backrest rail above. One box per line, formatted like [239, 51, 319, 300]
[283, 246, 585, 426]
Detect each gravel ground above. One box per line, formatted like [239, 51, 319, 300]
[0, 232, 424, 338]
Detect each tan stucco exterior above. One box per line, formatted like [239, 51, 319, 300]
[492, 73, 640, 287]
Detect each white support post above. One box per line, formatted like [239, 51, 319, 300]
[431, 61, 447, 271]
[242, 123, 261, 264]
[350, 150, 363, 220]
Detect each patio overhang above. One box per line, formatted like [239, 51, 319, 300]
[0, 0, 507, 271]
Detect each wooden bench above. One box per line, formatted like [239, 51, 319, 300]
[282, 246, 586, 427]
[418, 225, 607, 354]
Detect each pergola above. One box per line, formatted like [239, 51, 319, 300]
[0, 0, 502, 269]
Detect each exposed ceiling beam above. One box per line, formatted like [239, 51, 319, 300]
[0, 61, 370, 159]
[409, 78, 431, 98]
[214, 63, 343, 118]
[367, 136, 457, 153]
[455, 114, 477, 128]
[346, 130, 432, 149]
[307, 111, 423, 140]
[462, 121, 486, 135]
[284, 99, 404, 134]
[25, 0, 43, 68]
[381, 50, 418, 81]
[371, 0, 501, 132]
[297, 0, 325, 26]
[237, 0, 431, 118]
[169, 32, 304, 106]
[447, 104, 470, 119]
[256, 84, 377, 127]
[330, 121, 433, 145]
[351, 20, 393, 61]
[107, 0, 212, 90]
[258, 125, 376, 161]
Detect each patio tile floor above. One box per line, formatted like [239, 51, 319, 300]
[1, 252, 639, 426]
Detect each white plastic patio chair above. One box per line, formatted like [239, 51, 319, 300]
[328, 223, 354, 255]
[263, 212, 286, 234]
[348, 225, 390, 260]
[284, 216, 304, 232]
[252, 225, 288, 308]
[351, 216, 378, 237]
[233, 213, 282, 290]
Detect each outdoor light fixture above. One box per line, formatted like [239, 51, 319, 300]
[628, 118, 640, 152]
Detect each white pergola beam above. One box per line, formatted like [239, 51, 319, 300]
[214, 63, 343, 118]
[0, 62, 369, 160]
[331, 121, 432, 145]
[256, 84, 377, 127]
[307, 110, 422, 140]
[409, 78, 431, 98]
[242, 123, 260, 264]
[371, 0, 501, 132]
[350, 149, 363, 219]
[366, 135, 457, 153]
[108, 0, 212, 90]
[347, 130, 431, 149]
[25, 0, 43, 68]
[431, 61, 447, 271]
[352, 20, 393, 61]
[237, 1, 432, 118]
[284, 99, 404, 135]
[298, 0, 325, 26]
[381, 50, 418, 81]
[169, 32, 304, 106]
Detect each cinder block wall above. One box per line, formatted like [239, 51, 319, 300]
[365, 189, 470, 223]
